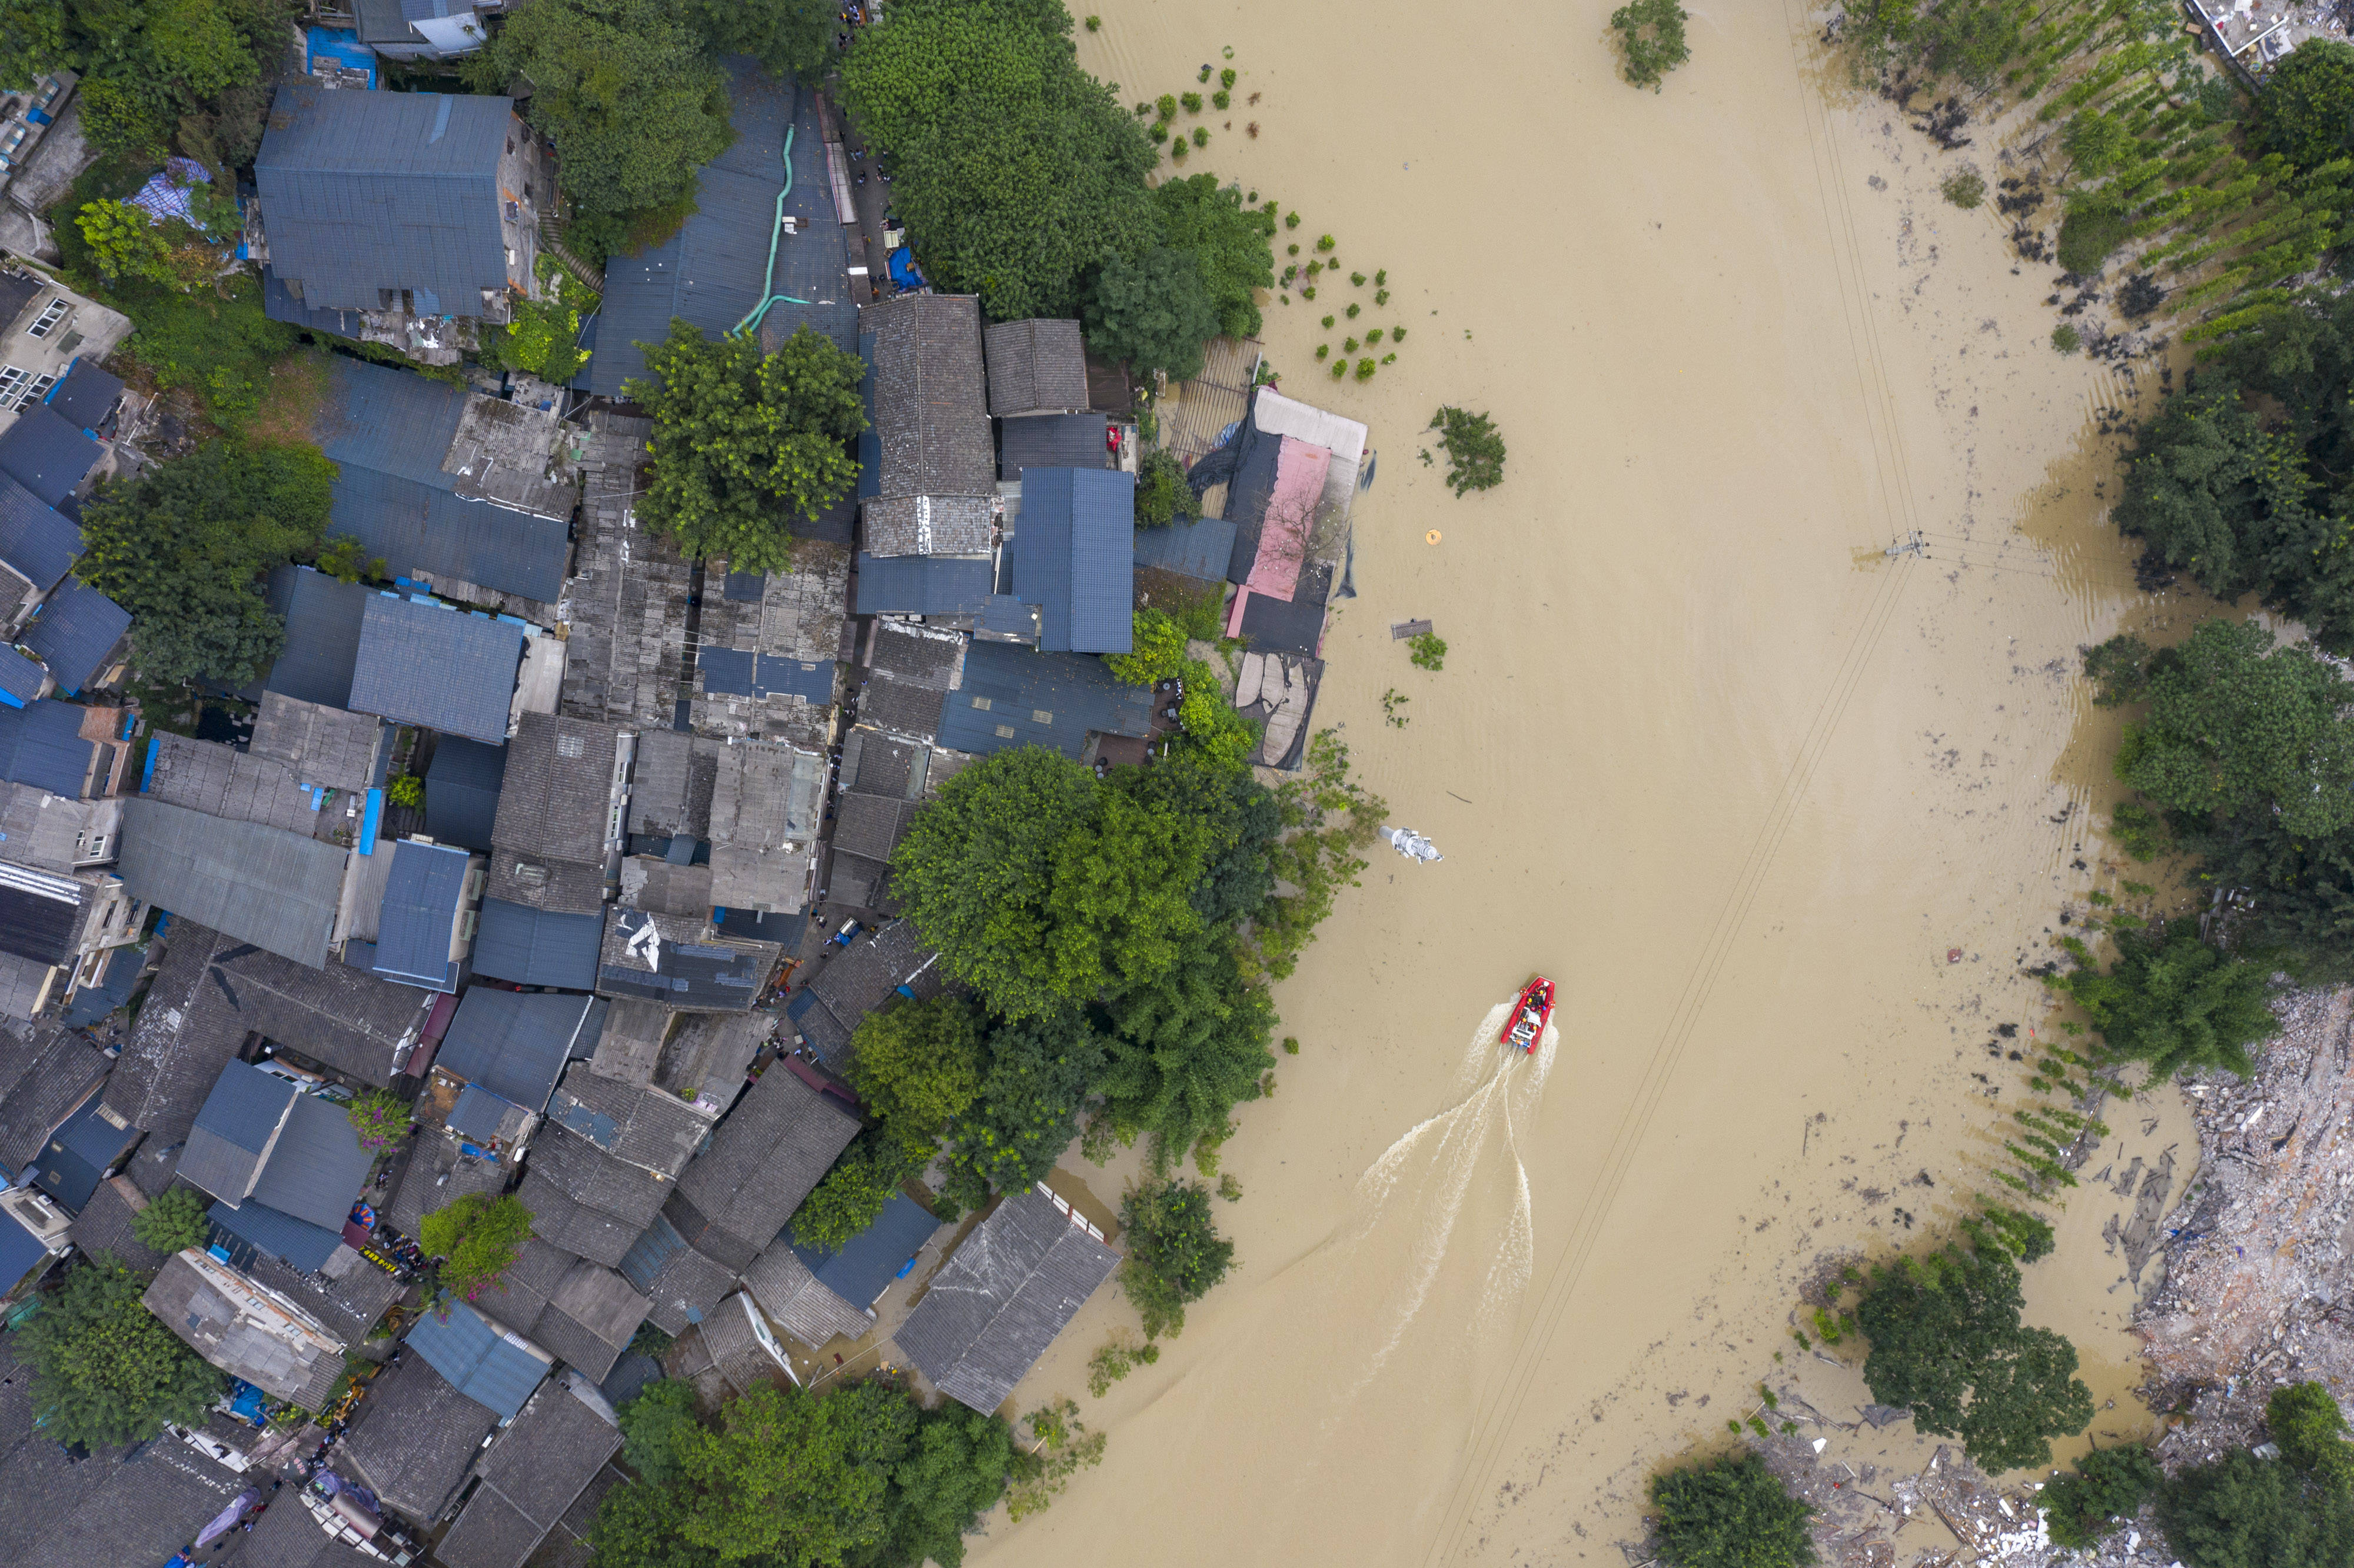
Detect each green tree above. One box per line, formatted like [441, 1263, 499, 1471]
[470, 0, 732, 221]
[491, 295, 590, 385]
[627, 321, 867, 574]
[892, 748, 1205, 1019]
[2271, 1382, 2354, 1491]
[2046, 923, 2280, 1080]
[1105, 608, 1186, 686]
[2064, 109, 2139, 178]
[1247, 732, 1387, 983]
[682, 0, 834, 85]
[15, 1256, 224, 1446]
[848, 997, 985, 1151]
[1003, 1397, 1104, 1522]
[2111, 393, 2325, 627]
[75, 199, 180, 288]
[1853, 1229, 2094, 1471]
[2256, 40, 2354, 174]
[1428, 406, 1507, 495]
[1080, 246, 1221, 381]
[1099, 935, 1274, 1169]
[1133, 448, 1200, 528]
[1648, 1451, 1816, 1568]
[418, 1191, 534, 1302]
[1610, 0, 1691, 91]
[621, 1379, 704, 1487]
[1116, 747, 1282, 924]
[839, 0, 1156, 319]
[1118, 1179, 1233, 1339]
[2158, 1449, 2354, 1568]
[588, 1474, 720, 1568]
[2040, 1444, 2162, 1550]
[871, 1401, 1017, 1567]
[20, 0, 271, 160]
[673, 1382, 897, 1564]
[74, 437, 334, 688]
[2083, 633, 2152, 707]
[791, 1129, 918, 1253]
[942, 1010, 1108, 1209]
[1149, 173, 1277, 341]
[129, 1186, 212, 1256]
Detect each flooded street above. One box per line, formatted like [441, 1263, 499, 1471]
[976, 2, 2212, 1563]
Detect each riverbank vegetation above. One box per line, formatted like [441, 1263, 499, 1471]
[1647, 1451, 1815, 1568]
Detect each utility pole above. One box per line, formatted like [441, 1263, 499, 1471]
[1884, 531, 1926, 560]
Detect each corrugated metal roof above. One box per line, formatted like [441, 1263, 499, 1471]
[999, 412, 1110, 481]
[596, 909, 778, 1013]
[790, 1191, 939, 1310]
[371, 838, 470, 991]
[0, 648, 45, 707]
[933, 641, 1153, 762]
[438, 988, 601, 1112]
[471, 898, 601, 989]
[695, 647, 836, 703]
[260, 266, 368, 339]
[425, 736, 507, 853]
[0, 472, 79, 592]
[0, 408, 99, 510]
[1008, 467, 1135, 653]
[589, 59, 856, 398]
[247, 1089, 371, 1230]
[257, 565, 371, 708]
[248, 691, 381, 794]
[447, 1081, 522, 1143]
[207, 1195, 345, 1273]
[44, 360, 124, 434]
[21, 580, 128, 695]
[30, 1098, 138, 1214]
[0, 700, 89, 797]
[863, 294, 993, 498]
[852, 554, 993, 617]
[349, 594, 523, 745]
[118, 798, 349, 967]
[254, 84, 511, 314]
[403, 1297, 553, 1421]
[1133, 515, 1239, 582]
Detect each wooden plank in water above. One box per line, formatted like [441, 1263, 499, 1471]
[1391, 619, 1434, 640]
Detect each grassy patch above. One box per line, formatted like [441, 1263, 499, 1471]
[244, 349, 333, 448]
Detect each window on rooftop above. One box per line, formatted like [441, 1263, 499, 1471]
[994, 724, 1016, 740]
[0, 367, 25, 404]
[25, 298, 65, 339]
[969, 696, 992, 711]
[18, 373, 52, 408]
[1031, 710, 1053, 724]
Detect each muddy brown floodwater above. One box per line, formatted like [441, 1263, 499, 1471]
[968, 3, 2217, 1565]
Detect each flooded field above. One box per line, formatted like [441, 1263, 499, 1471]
[975, 2, 2215, 1564]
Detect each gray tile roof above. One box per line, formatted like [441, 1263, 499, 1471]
[670, 1066, 859, 1270]
[803, 921, 942, 1077]
[350, 594, 524, 746]
[935, 641, 1154, 763]
[66, 1174, 166, 1273]
[244, 1246, 404, 1351]
[861, 494, 994, 557]
[387, 1131, 506, 1240]
[1008, 467, 1135, 653]
[247, 1090, 372, 1230]
[258, 565, 371, 710]
[0, 1024, 106, 1177]
[999, 411, 1111, 481]
[438, 989, 604, 1113]
[655, 1011, 769, 1103]
[546, 1061, 710, 1179]
[617, 855, 711, 918]
[103, 925, 254, 1148]
[740, 1236, 870, 1348]
[471, 899, 603, 989]
[144, 732, 340, 841]
[621, 1201, 739, 1332]
[336, 1352, 501, 1524]
[0, 783, 107, 875]
[514, 1122, 669, 1269]
[893, 1187, 1119, 1413]
[596, 910, 779, 1013]
[118, 798, 349, 967]
[438, 1377, 621, 1568]
[866, 621, 965, 690]
[371, 838, 470, 991]
[255, 84, 513, 314]
[818, 849, 893, 918]
[625, 729, 716, 840]
[236, 1492, 381, 1568]
[984, 318, 1090, 416]
[528, 1260, 650, 1383]
[852, 553, 995, 618]
[838, 728, 931, 799]
[426, 735, 509, 854]
[200, 941, 430, 1086]
[11, 1429, 247, 1568]
[475, 1234, 574, 1334]
[864, 294, 993, 499]
[586, 998, 670, 1086]
[249, 692, 383, 794]
[830, 792, 917, 864]
[524, 1461, 623, 1568]
[490, 712, 619, 913]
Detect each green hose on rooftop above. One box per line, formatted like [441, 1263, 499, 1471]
[735, 124, 812, 338]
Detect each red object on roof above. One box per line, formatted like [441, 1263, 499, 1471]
[405, 992, 459, 1077]
[1241, 437, 1331, 602]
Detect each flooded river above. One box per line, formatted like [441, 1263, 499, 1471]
[973, 2, 2209, 1563]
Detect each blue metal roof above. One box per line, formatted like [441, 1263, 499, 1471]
[723, 570, 766, 602]
[403, 1296, 550, 1421]
[348, 594, 523, 745]
[22, 578, 129, 695]
[436, 988, 601, 1113]
[424, 735, 506, 853]
[194, 1060, 299, 1155]
[933, 641, 1155, 762]
[258, 565, 371, 707]
[471, 898, 601, 990]
[696, 647, 834, 703]
[0, 472, 81, 592]
[247, 1090, 372, 1231]
[447, 1081, 520, 1142]
[790, 1192, 936, 1311]
[371, 838, 471, 991]
[207, 1196, 345, 1273]
[313, 358, 572, 604]
[253, 84, 512, 315]
[0, 699, 93, 795]
[1133, 515, 1239, 583]
[0, 1202, 48, 1292]
[0, 647, 44, 708]
[853, 554, 995, 618]
[43, 359, 124, 433]
[618, 1211, 687, 1299]
[30, 1097, 140, 1214]
[590, 60, 856, 399]
[1009, 468, 1135, 654]
[0, 407, 99, 510]
[261, 267, 369, 338]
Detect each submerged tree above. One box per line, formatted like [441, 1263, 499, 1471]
[1080, 246, 1221, 381]
[1117, 1179, 1233, 1339]
[1427, 406, 1507, 495]
[2041, 1445, 2162, 1551]
[1608, 0, 1692, 92]
[1648, 1451, 1816, 1568]
[2046, 923, 2280, 1081]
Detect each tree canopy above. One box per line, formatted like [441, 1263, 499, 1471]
[1648, 1451, 1816, 1568]
[940, 1010, 1107, 1210]
[1118, 1178, 1233, 1340]
[838, 0, 1157, 318]
[1105, 608, 1186, 687]
[2271, 1381, 2354, 1492]
[681, 0, 834, 85]
[1079, 247, 1221, 382]
[470, 0, 733, 222]
[418, 1191, 534, 1302]
[1854, 1229, 2094, 1471]
[620, 1379, 702, 1487]
[15, 1256, 224, 1446]
[848, 997, 985, 1151]
[2255, 40, 2354, 174]
[2046, 923, 2280, 1080]
[2157, 1449, 2354, 1568]
[891, 747, 1205, 1019]
[2, 0, 277, 161]
[627, 321, 868, 574]
[791, 1128, 919, 1254]
[2041, 1446, 2162, 1551]
[1099, 934, 1275, 1168]
[1148, 174, 1277, 342]
[130, 1187, 212, 1257]
[74, 437, 334, 689]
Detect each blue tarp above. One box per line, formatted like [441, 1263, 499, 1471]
[887, 249, 925, 290]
